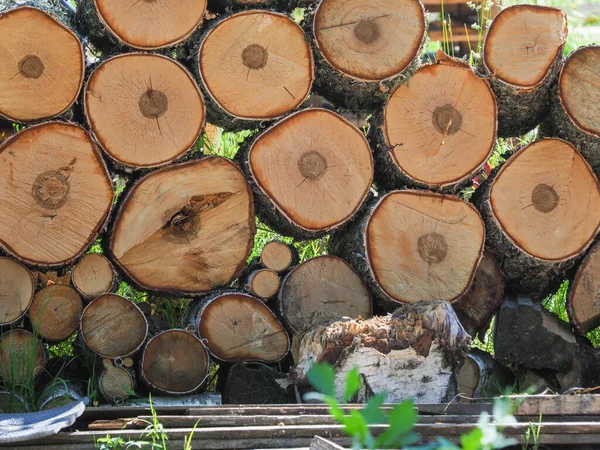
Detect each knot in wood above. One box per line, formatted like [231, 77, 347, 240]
[298, 151, 327, 179]
[354, 20, 379, 44]
[532, 183, 559, 213]
[433, 105, 462, 135]
[19, 55, 44, 79]
[417, 232, 448, 264]
[166, 206, 200, 239]
[32, 171, 70, 209]
[242, 44, 269, 70]
[139, 89, 168, 119]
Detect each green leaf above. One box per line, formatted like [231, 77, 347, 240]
[460, 427, 484, 450]
[343, 410, 370, 446]
[307, 362, 335, 397]
[374, 400, 417, 448]
[342, 368, 361, 403]
[362, 394, 387, 425]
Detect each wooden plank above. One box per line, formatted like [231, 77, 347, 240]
[310, 436, 345, 450]
[514, 395, 600, 416]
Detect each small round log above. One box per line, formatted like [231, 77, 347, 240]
[29, 285, 83, 343]
[260, 241, 298, 273]
[457, 349, 514, 398]
[0, 122, 114, 267]
[568, 240, 600, 334]
[188, 291, 290, 363]
[0, 258, 35, 326]
[72, 253, 115, 301]
[80, 293, 148, 358]
[0, 5, 84, 123]
[329, 191, 485, 310]
[98, 358, 136, 403]
[0, 329, 46, 386]
[236, 108, 373, 239]
[279, 255, 372, 335]
[141, 329, 210, 395]
[472, 138, 600, 299]
[109, 157, 255, 294]
[243, 269, 281, 300]
[197, 10, 314, 130]
[370, 53, 497, 192]
[480, 4, 567, 137]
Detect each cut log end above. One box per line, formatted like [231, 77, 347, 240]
[94, 0, 207, 49]
[81, 294, 148, 358]
[568, 240, 600, 334]
[0, 258, 34, 326]
[109, 157, 254, 294]
[260, 241, 297, 272]
[245, 269, 281, 299]
[200, 10, 313, 121]
[0, 122, 114, 267]
[72, 253, 115, 300]
[30, 285, 83, 343]
[484, 5, 567, 88]
[99, 360, 135, 403]
[313, 0, 426, 81]
[0, 7, 84, 122]
[0, 329, 46, 386]
[141, 330, 210, 394]
[85, 54, 205, 169]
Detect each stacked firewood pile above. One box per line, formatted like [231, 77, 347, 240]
[0, 0, 600, 411]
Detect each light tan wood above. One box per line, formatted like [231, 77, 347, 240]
[85, 53, 205, 168]
[199, 10, 313, 120]
[484, 5, 567, 88]
[0, 122, 114, 266]
[568, 241, 600, 333]
[141, 330, 210, 394]
[99, 360, 135, 403]
[249, 109, 373, 232]
[94, 0, 207, 49]
[29, 285, 83, 343]
[260, 241, 296, 272]
[197, 293, 289, 363]
[367, 191, 485, 303]
[80, 294, 148, 358]
[109, 157, 254, 294]
[279, 256, 372, 334]
[0, 7, 84, 122]
[0, 258, 35, 326]
[490, 138, 600, 261]
[246, 269, 281, 299]
[384, 55, 496, 188]
[559, 45, 600, 138]
[314, 0, 426, 81]
[72, 253, 115, 300]
[0, 329, 46, 385]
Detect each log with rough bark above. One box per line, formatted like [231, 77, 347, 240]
[452, 250, 504, 338]
[541, 45, 600, 176]
[72, 253, 115, 301]
[75, 0, 207, 53]
[290, 301, 471, 404]
[0, 258, 35, 326]
[472, 138, 600, 299]
[370, 53, 497, 192]
[188, 291, 290, 363]
[279, 255, 372, 335]
[480, 5, 567, 137]
[237, 108, 373, 239]
[330, 191, 485, 310]
[196, 10, 314, 131]
[242, 269, 281, 300]
[0, 122, 114, 267]
[0, 329, 46, 386]
[109, 157, 255, 294]
[84, 53, 205, 170]
[260, 241, 298, 273]
[80, 294, 148, 358]
[567, 240, 600, 334]
[98, 358, 136, 403]
[0, 4, 84, 123]
[29, 285, 83, 343]
[141, 329, 210, 395]
[308, 0, 427, 110]
[457, 349, 514, 399]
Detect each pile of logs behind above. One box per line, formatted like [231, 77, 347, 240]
[1, 0, 600, 410]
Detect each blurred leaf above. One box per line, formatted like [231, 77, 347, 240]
[362, 394, 387, 425]
[460, 427, 484, 450]
[342, 368, 361, 403]
[307, 362, 335, 397]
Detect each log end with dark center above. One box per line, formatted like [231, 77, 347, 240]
[19, 55, 44, 79]
[139, 89, 168, 119]
[298, 151, 327, 180]
[242, 44, 268, 70]
[354, 20, 379, 44]
[418, 232, 448, 264]
[32, 171, 70, 209]
[433, 105, 462, 135]
[532, 183, 559, 213]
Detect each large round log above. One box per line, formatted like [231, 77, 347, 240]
[75, 0, 207, 53]
[472, 138, 600, 299]
[0, 122, 114, 267]
[279, 255, 372, 335]
[197, 10, 314, 131]
[72, 253, 115, 301]
[308, 0, 427, 110]
[480, 4, 567, 137]
[109, 157, 255, 294]
[236, 108, 373, 239]
[84, 53, 205, 170]
[141, 329, 210, 395]
[29, 285, 83, 343]
[188, 291, 290, 363]
[330, 191, 485, 310]
[0, 258, 35, 326]
[370, 53, 497, 192]
[567, 240, 600, 334]
[0, 5, 84, 123]
[0, 329, 46, 386]
[80, 294, 148, 358]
